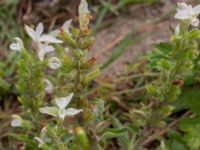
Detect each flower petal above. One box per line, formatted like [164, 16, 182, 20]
[10, 37, 24, 52]
[177, 3, 188, 10]
[43, 78, 54, 94]
[11, 115, 22, 127]
[78, 0, 90, 30]
[34, 137, 45, 148]
[10, 43, 21, 51]
[193, 4, 200, 14]
[190, 17, 199, 27]
[63, 19, 72, 34]
[65, 108, 83, 116]
[39, 107, 58, 117]
[39, 34, 63, 43]
[25, 25, 37, 41]
[36, 22, 44, 37]
[174, 11, 190, 19]
[55, 93, 74, 109]
[38, 44, 55, 61]
[64, 47, 69, 53]
[48, 57, 62, 69]
[49, 29, 60, 37]
[58, 109, 67, 120]
[40, 127, 47, 139]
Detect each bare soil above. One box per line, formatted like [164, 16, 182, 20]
[90, 0, 195, 78]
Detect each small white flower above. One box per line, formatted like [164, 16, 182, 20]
[78, 0, 90, 31]
[10, 37, 24, 52]
[11, 115, 22, 127]
[175, 3, 200, 26]
[43, 78, 54, 94]
[25, 22, 63, 44]
[50, 20, 72, 37]
[38, 44, 55, 61]
[48, 57, 62, 69]
[39, 93, 83, 120]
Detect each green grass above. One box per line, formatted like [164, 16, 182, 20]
[0, 0, 20, 47]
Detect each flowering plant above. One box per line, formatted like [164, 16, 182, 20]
[3, 1, 200, 150]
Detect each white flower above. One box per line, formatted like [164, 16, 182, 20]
[10, 37, 24, 52]
[43, 78, 54, 94]
[39, 93, 83, 120]
[48, 57, 62, 69]
[175, 3, 200, 26]
[25, 22, 63, 44]
[38, 44, 55, 61]
[50, 20, 72, 37]
[34, 127, 50, 148]
[78, 0, 90, 31]
[25, 23, 62, 61]
[11, 115, 22, 127]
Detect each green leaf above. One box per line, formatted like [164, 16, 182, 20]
[179, 117, 200, 132]
[93, 99, 104, 125]
[155, 42, 172, 54]
[167, 129, 183, 143]
[178, 117, 200, 149]
[100, 128, 128, 140]
[0, 77, 10, 92]
[188, 28, 200, 39]
[170, 140, 186, 150]
[10, 133, 37, 149]
[149, 42, 172, 69]
[179, 87, 200, 115]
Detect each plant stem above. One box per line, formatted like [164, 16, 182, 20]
[141, 111, 191, 147]
[111, 86, 145, 96]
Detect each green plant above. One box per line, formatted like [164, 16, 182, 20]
[3, 1, 200, 150]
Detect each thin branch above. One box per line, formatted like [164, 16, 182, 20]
[142, 110, 192, 147]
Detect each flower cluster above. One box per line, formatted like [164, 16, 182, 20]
[10, 22, 62, 69]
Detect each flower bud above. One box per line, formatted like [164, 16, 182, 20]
[81, 37, 94, 50]
[74, 127, 90, 150]
[82, 56, 97, 69]
[60, 28, 76, 48]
